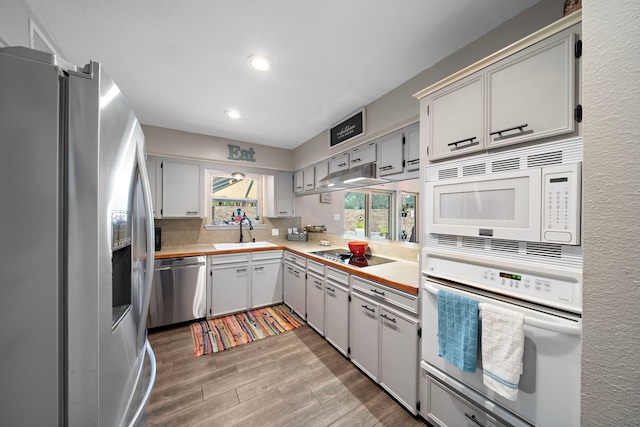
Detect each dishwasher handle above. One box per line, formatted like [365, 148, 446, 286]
[155, 262, 205, 272]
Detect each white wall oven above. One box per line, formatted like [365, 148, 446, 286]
[420, 137, 582, 427]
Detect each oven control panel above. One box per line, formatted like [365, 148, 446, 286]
[424, 255, 581, 313]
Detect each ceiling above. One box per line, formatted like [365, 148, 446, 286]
[24, 0, 540, 150]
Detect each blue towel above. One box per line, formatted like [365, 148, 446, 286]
[437, 289, 479, 373]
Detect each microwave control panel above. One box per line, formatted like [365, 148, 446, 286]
[542, 163, 581, 245]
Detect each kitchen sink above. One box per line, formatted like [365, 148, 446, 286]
[213, 241, 277, 250]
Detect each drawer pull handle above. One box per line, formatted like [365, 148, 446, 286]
[379, 165, 393, 171]
[464, 413, 485, 427]
[254, 266, 264, 271]
[489, 123, 532, 140]
[235, 268, 247, 273]
[338, 162, 347, 168]
[380, 314, 396, 323]
[361, 304, 375, 313]
[370, 289, 385, 296]
[326, 286, 335, 293]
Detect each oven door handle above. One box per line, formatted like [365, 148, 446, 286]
[424, 282, 582, 337]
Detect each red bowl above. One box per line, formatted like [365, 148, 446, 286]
[348, 241, 369, 256]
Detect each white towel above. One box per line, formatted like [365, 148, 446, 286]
[479, 303, 525, 401]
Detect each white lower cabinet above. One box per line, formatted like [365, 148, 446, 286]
[251, 251, 283, 308]
[350, 275, 419, 414]
[324, 266, 349, 356]
[210, 253, 251, 316]
[379, 306, 419, 413]
[283, 252, 306, 319]
[209, 250, 282, 316]
[306, 260, 325, 335]
[349, 292, 380, 380]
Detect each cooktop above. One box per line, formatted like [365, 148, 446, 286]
[308, 248, 396, 268]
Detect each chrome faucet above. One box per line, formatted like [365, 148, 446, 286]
[239, 213, 253, 243]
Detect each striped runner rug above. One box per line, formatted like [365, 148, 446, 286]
[190, 304, 304, 357]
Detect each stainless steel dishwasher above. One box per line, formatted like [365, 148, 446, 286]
[147, 256, 207, 328]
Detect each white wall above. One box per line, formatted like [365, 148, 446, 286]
[143, 124, 294, 172]
[582, 1, 640, 424]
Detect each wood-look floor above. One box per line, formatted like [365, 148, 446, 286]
[146, 321, 430, 427]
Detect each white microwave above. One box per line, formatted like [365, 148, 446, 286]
[426, 163, 581, 245]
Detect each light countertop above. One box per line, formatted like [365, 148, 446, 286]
[155, 240, 420, 295]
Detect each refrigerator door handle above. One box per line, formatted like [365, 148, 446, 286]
[127, 340, 157, 427]
[136, 139, 156, 347]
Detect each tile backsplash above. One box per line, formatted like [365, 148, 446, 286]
[154, 217, 302, 247]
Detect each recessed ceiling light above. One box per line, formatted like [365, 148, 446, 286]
[247, 55, 272, 72]
[225, 110, 243, 119]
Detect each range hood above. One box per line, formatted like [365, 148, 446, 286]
[318, 162, 388, 189]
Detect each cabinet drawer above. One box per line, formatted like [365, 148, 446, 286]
[210, 253, 250, 265]
[283, 251, 306, 268]
[426, 375, 510, 427]
[350, 275, 418, 315]
[251, 250, 283, 261]
[326, 266, 349, 286]
[307, 259, 324, 275]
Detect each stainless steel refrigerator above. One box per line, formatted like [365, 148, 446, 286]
[0, 47, 156, 426]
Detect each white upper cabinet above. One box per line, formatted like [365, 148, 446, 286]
[428, 73, 485, 160]
[302, 165, 315, 191]
[145, 157, 162, 218]
[418, 16, 581, 161]
[487, 25, 578, 149]
[328, 152, 349, 174]
[267, 172, 294, 217]
[404, 123, 420, 172]
[349, 142, 376, 167]
[161, 160, 202, 218]
[376, 129, 404, 176]
[294, 169, 304, 193]
[314, 160, 329, 189]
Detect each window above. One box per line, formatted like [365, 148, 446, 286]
[209, 172, 260, 224]
[344, 190, 393, 240]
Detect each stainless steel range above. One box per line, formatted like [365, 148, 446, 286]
[308, 248, 395, 268]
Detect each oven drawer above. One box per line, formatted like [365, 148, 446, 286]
[426, 374, 516, 427]
[351, 275, 418, 314]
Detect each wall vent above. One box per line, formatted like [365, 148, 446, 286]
[462, 236, 485, 250]
[438, 167, 458, 180]
[462, 163, 486, 176]
[526, 242, 562, 258]
[490, 239, 520, 254]
[527, 150, 562, 168]
[491, 157, 520, 173]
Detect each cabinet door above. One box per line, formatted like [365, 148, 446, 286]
[251, 260, 283, 308]
[303, 165, 315, 191]
[284, 262, 305, 318]
[162, 160, 201, 217]
[211, 263, 250, 316]
[145, 157, 161, 218]
[294, 169, 304, 193]
[350, 293, 380, 381]
[487, 26, 578, 149]
[275, 172, 294, 217]
[306, 272, 324, 335]
[349, 142, 376, 167]
[429, 73, 485, 160]
[314, 161, 329, 189]
[324, 281, 349, 356]
[380, 307, 418, 414]
[404, 123, 420, 172]
[328, 152, 349, 174]
[376, 130, 404, 176]
[293, 266, 306, 319]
